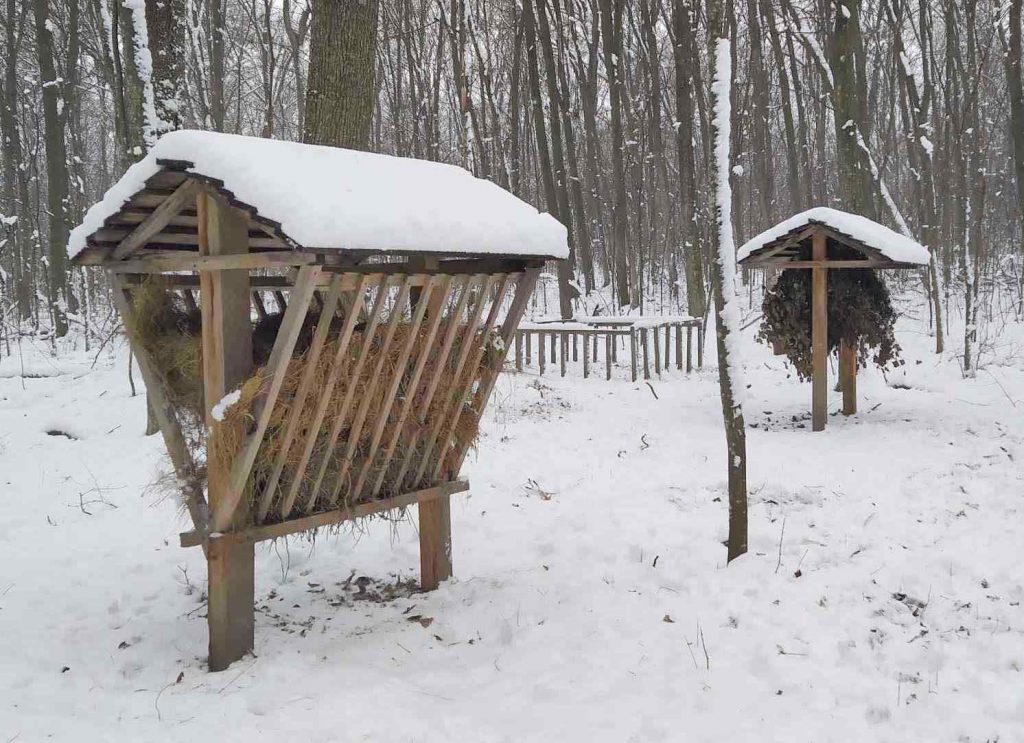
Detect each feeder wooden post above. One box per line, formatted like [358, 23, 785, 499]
[811, 231, 828, 432]
[840, 337, 857, 415]
[418, 267, 454, 591]
[199, 190, 256, 671]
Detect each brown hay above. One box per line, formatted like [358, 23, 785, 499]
[127, 280, 495, 528]
[212, 321, 494, 524]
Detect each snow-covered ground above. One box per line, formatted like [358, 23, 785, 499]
[1, 308, 1022, 742]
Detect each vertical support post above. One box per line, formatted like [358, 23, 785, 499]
[539, 332, 546, 375]
[199, 189, 255, 672]
[811, 232, 828, 432]
[840, 337, 857, 415]
[605, 332, 612, 380]
[560, 331, 567, 377]
[664, 322, 671, 368]
[653, 326, 661, 376]
[630, 328, 638, 382]
[515, 331, 523, 372]
[583, 332, 590, 378]
[526, 330, 532, 366]
[572, 332, 578, 361]
[697, 321, 704, 368]
[675, 323, 683, 370]
[686, 325, 693, 373]
[419, 494, 452, 591]
[642, 329, 651, 379]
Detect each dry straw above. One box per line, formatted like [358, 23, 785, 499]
[127, 278, 494, 526]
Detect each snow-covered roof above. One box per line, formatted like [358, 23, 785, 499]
[737, 207, 930, 266]
[69, 130, 568, 261]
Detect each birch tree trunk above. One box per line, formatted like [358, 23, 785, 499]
[707, 0, 747, 564]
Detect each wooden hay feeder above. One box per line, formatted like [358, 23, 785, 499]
[69, 131, 567, 670]
[737, 208, 929, 432]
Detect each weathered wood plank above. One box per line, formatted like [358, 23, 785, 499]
[811, 231, 828, 432]
[182, 480, 470, 548]
[111, 179, 201, 259]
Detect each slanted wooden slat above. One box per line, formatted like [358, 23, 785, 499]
[450, 267, 540, 475]
[109, 274, 209, 542]
[426, 275, 512, 482]
[210, 264, 321, 532]
[328, 278, 414, 509]
[351, 275, 440, 501]
[276, 275, 371, 519]
[412, 274, 501, 487]
[392, 275, 479, 490]
[370, 275, 459, 498]
[111, 180, 201, 259]
[253, 275, 344, 521]
[300, 277, 393, 515]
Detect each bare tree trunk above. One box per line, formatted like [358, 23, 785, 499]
[305, 0, 380, 150]
[707, 0, 747, 563]
[598, 0, 630, 308]
[33, 0, 70, 337]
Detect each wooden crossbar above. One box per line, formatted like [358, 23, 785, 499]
[180, 479, 470, 548]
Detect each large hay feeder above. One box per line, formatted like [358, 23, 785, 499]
[69, 131, 567, 670]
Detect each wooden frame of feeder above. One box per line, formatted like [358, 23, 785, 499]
[72, 161, 548, 670]
[739, 220, 922, 432]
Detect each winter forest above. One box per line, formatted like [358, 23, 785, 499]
[2, 0, 1024, 740]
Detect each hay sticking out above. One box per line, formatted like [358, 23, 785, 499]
[212, 321, 495, 524]
[126, 279, 498, 528]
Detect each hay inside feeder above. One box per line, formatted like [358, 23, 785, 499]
[127, 279, 496, 526]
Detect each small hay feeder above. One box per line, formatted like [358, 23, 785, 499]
[69, 130, 567, 670]
[737, 207, 929, 431]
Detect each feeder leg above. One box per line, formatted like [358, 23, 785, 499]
[812, 234, 828, 431]
[539, 332, 546, 375]
[686, 326, 693, 372]
[515, 331, 523, 372]
[840, 338, 857, 415]
[560, 332, 567, 377]
[583, 333, 590, 378]
[526, 331, 532, 366]
[207, 537, 255, 672]
[419, 496, 452, 591]
[572, 333, 578, 362]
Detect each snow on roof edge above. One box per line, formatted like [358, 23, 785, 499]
[69, 130, 569, 261]
[736, 207, 930, 266]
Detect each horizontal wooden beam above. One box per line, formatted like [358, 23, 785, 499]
[774, 259, 919, 270]
[107, 251, 315, 273]
[180, 479, 469, 548]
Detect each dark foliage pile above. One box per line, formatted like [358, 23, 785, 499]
[758, 268, 903, 381]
